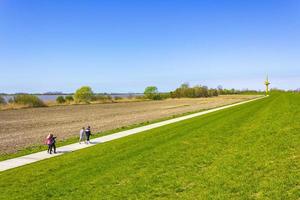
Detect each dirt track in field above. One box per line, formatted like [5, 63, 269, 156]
[0, 95, 260, 154]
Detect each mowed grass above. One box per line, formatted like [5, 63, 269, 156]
[0, 93, 299, 199]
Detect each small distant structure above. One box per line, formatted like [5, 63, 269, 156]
[264, 75, 270, 95]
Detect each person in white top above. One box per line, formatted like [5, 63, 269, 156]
[79, 127, 85, 144]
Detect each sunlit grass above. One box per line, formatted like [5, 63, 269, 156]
[0, 93, 299, 199]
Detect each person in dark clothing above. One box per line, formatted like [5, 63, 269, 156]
[47, 144, 52, 154]
[51, 136, 57, 153]
[85, 126, 92, 144]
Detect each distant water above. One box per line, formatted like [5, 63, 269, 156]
[2, 95, 69, 102]
[1, 94, 143, 102]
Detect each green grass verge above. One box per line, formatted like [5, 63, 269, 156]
[1, 93, 299, 199]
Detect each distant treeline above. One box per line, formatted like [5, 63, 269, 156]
[170, 83, 219, 98]
[144, 83, 265, 100]
[1, 84, 298, 109]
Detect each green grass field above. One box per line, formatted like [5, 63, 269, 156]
[0, 92, 299, 199]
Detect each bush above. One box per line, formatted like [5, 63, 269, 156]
[152, 94, 162, 100]
[13, 95, 46, 107]
[114, 96, 123, 100]
[74, 86, 94, 103]
[159, 93, 170, 99]
[56, 96, 66, 104]
[150, 93, 170, 101]
[135, 95, 146, 100]
[65, 95, 74, 102]
[0, 96, 6, 104]
[92, 95, 112, 102]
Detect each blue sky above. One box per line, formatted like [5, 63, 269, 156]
[0, 0, 299, 93]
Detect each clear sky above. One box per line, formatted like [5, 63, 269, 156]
[0, 0, 299, 93]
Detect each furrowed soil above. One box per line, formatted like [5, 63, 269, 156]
[0, 95, 259, 154]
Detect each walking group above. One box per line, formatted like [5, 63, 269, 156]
[79, 126, 92, 144]
[45, 126, 92, 154]
[45, 134, 57, 154]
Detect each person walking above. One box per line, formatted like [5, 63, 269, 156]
[51, 135, 57, 154]
[85, 126, 92, 144]
[45, 134, 53, 154]
[79, 127, 85, 144]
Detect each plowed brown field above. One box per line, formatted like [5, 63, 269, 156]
[0, 95, 260, 154]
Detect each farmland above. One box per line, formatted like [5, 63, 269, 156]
[0, 95, 258, 155]
[0, 92, 299, 199]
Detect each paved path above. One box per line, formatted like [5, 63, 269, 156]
[0, 96, 266, 172]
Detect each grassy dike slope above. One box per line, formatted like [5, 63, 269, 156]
[0, 93, 299, 199]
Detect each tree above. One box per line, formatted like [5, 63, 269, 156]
[56, 96, 66, 104]
[74, 86, 94, 103]
[194, 85, 204, 97]
[144, 86, 158, 99]
[217, 85, 223, 95]
[65, 95, 74, 102]
[180, 83, 189, 89]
